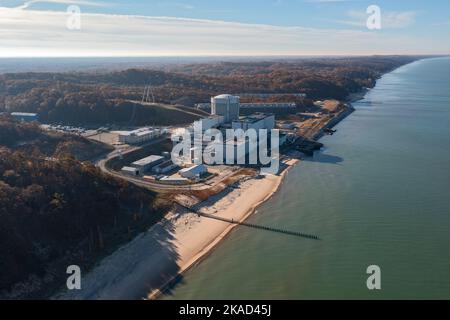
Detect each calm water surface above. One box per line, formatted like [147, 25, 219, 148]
[165, 57, 450, 299]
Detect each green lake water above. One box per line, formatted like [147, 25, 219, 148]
[164, 57, 450, 299]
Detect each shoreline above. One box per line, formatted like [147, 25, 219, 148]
[148, 94, 366, 299]
[147, 158, 298, 300]
[56, 158, 298, 300]
[147, 60, 426, 299]
[55, 105, 357, 301]
[56, 90, 364, 301]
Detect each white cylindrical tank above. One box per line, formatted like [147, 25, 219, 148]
[211, 94, 240, 123]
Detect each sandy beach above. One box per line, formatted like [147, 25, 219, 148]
[56, 102, 353, 300]
[57, 158, 298, 300]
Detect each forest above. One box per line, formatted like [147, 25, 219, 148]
[0, 56, 419, 125]
[0, 56, 422, 298]
[0, 117, 171, 299]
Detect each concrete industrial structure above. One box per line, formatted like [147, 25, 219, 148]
[131, 155, 164, 173]
[118, 128, 162, 145]
[211, 94, 240, 123]
[232, 113, 275, 131]
[195, 103, 212, 111]
[193, 115, 225, 132]
[121, 166, 140, 176]
[179, 164, 207, 179]
[152, 160, 179, 174]
[224, 138, 254, 164]
[11, 112, 38, 122]
[174, 95, 281, 166]
[159, 176, 189, 184]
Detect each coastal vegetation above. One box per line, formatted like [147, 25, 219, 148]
[0, 56, 418, 125]
[0, 56, 421, 299]
[0, 117, 171, 299]
[0, 116, 113, 160]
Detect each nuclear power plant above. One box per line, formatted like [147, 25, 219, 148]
[211, 94, 240, 123]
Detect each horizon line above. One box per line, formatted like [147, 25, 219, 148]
[0, 54, 447, 59]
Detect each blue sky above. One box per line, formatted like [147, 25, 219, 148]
[0, 0, 449, 57]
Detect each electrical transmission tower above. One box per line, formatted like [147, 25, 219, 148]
[141, 84, 155, 104]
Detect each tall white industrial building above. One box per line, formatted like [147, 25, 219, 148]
[211, 94, 240, 123]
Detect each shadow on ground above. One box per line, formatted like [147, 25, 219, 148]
[303, 152, 344, 164]
[57, 218, 183, 300]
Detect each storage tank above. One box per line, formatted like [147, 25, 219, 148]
[211, 94, 240, 123]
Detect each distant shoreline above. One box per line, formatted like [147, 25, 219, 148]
[0, 55, 432, 74]
[56, 59, 420, 300]
[149, 59, 426, 299]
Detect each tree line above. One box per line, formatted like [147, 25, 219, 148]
[0, 117, 171, 298]
[0, 56, 419, 125]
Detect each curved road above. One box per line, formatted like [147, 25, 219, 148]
[96, 138, 241, 193]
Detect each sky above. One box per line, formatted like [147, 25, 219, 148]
[0, 0, 449, 57]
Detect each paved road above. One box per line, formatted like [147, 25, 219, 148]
[96, 137, 240, 192]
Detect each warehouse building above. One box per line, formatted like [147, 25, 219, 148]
[118, 128, 162, 145]
[159, 176, 189, 184]
[121, 166, 140, 176]
[152, 160, 179, 174]
[131, 155, 164, 173]
[11, 112, 38, 122]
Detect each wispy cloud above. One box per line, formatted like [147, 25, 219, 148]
[304, 0, 357, 3]
[0, 6, 445, 57]
[156, 2, 195, 10]
[14, 0, 109, 10]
